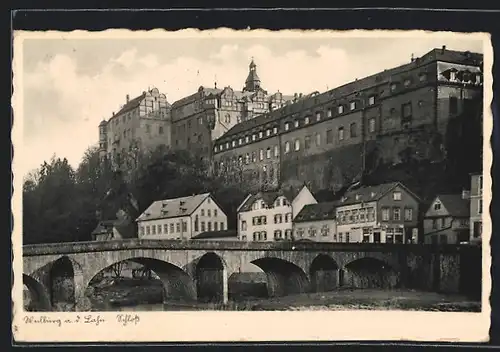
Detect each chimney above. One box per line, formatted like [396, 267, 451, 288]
[112, 112, 115, 116]
[441, 45, 446, 54]
[411, 53, 415, 62]
[126, 94, 130, 103]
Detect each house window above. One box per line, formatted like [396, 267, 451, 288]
[207, 209, 211, 217]
[294, 120, 299, 128]
[152, 225, 156, 235]
[274, 145, 279, 157]
[404, 208, 413, 221]
[478, 199, 482, 214]
[259, 149, 264, 160]
[220, 222, 224, 230]
[294, 139, 300, 151]
[449, 97, 458, 115]
[201, 221, 206, 232]
[402, 102, 412, 122]
[390, 83, 397, 92]
[285, 123, 290, 131]
[317, 112, 322, 121]
[266, 148, 271, 159]
[198, 117, 203, 125]
[478, 175, 483, 194]
[369, 118, 376, 133]
[285, 213, 292, 222]
[158, 225, 162, 234]
[419, 73, 427, 82]
[164, 224, 168, 233]
[305, 116, 310, 124]
[201, 209, 205, 216]
[393, 192, 402, 201]
[338, 105, 344, 114]
[393, 207, 401, 221]
[214, 222, 218, 231]
[140, 226, 145, 236]
[309, 227, 317, 237]
[434, 202, 441, 211]
[266, 129, 271, 137]
[214, 145, 218, 152]
[321, 225, 329, 236]
[326, 129, 333, 144]
[176, 223, 181, 233]
[146, 226, 150, 235]
[338, 127, 344, 141]
[382, 207, 390, 221]
[207, 222, 212, 231]
[304, 136, 311, 149]
[170, 223, 174, 233]
[346, 232, 350, 242]
[274, 230, 282, 240]
[182, 221, 187, 232]
[241, 220, 247, 231]
[159, 126, 164, 134]
[350, 123, 357, 138]
[432, 219, 437, 229]
[404, 79, 412, 87]
[327, 109, 332, 118]
[226, 142, 230, 149]
[285, 229, 292, 240]
[368, 96, 375, 106]
[350, 101, 356, 111]
[273, 127, 278, 134]
[339, 233, 343, 242]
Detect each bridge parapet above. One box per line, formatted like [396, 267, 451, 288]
[22, 239, 479, 256]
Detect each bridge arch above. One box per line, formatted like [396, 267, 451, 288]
[309, 254, 339, 293]
[195, 252, 227, 303]
[343, 257, 400, 289]
[47, 255, 84, 311]
[251, 257, 310, 297]
[85, 257, 197, 309]
[23, 274, 52, 311]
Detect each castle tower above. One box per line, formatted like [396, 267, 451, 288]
[243, 58, 262, 92]
[98, 119, 108, 162]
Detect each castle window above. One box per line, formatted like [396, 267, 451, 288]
[245, 153, 250, 164]
[350, 101, 356, 111]
[338, 127, 345, 141]
[305, 116, 310, 125]
[266, 129, 271, 136]
[368, 96, 375, 106]
[225, 114, 231, 123]
[232, 140, 236, 147]
[304, 136, 311, 149]
[390, 83, 397, 92]
[327, 109, 332, 118]
[259, 131, 263, 138]
[252, 134, 257, 141]
[316, 133, 321, 146]
[274, 145, 279, 157]
[402, 102, 412, 122]
[326, 129, 333, 144]
[214, 145, 218, 152]
[294, 120, 299, 128]
[198, 117, 203, 125]
[294, 139, 300, 151]
[252, 152, 257, 162]
[404, 79, 412, 87]
[316, 111, 322, 120]
[259, 149, 264, 160]
[419, 73, 427, 82]
[159, 126, 164, 134]
[239, 138, 243, 145]
[350, 123, 357, 138]
[285, 141, 291, 153]
[266, 148, 271, 159]
[369, 118, 376, 133]
[245, 136, 250, 143]
[273, 127, 278, 134]
[338, 105, 344, 114]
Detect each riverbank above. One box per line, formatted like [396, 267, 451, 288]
[87, 278, 480, 312]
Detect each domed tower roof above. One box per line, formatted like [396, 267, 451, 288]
[244, 58, 262, 92]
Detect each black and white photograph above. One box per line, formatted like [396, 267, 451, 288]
[12, 29, 492, 342]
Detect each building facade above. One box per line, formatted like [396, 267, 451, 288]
[292, 201, 337, 242]
[136, 193, 227, 240]
[423, 194, 470, 244]
[212, 47, 484, 192]
[169, 59, 295, 159]
[236, 185, 317, 241]
[335, 182, 420, 244]
[98, 87, 172, 170]
[469, 172, 483, 242]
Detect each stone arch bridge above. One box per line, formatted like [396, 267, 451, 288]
[22, 239, 480, 311]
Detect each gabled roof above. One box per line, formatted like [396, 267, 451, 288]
[237, 186, 305, 213]
[136, 193, 211, 222]
[114, 93, 146, 116]
[433, 194, 470, 217]
[294, 201, 338, 223]
[338, 182, 419, 207]
[191, 230, 237, 240]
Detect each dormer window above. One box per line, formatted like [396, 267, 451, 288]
[450, 70, 456, 81]
[232, 140, 236, 147]
[355, 194, 361, 201]
[338, 105, 344, 114]
[475, 74, 482, 85]
[419, 73, 427, 82]
[252, 134, 257, 141]
[434, 202, 441, 211]
[214, 145, 218, 152]
[226, 142, 230, 149]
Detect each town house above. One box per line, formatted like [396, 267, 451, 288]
[237, 185, 317, 241]
[469, 172, 483, 242]
[335, 182, 420, 243]
[136, 193, 227, 240]
[423, 194, 470, 244]
[293, 201, 337, 242]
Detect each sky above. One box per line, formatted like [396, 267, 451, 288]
[17, 32, 484, 178]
